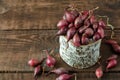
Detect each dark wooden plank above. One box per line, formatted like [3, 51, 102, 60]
[0, 0, 119, 30]
[0, 72, 120, 80]
[0, 30, 120, 72]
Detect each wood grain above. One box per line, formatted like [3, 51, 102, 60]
[0, 0, 119, 30]
[0, 72, 120, 80]
[0, 30, 120, 72]
[0, 0, 119, 79]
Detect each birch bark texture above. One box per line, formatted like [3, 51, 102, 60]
[59, 36, 102, 69]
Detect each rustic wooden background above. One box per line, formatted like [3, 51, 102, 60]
[0, 0, 120, 80]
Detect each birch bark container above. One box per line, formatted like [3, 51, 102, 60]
[59, 36, 102, 69]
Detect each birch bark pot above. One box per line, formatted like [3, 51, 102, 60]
[59, 36, 102, 69]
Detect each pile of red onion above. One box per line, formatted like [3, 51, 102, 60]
[57, 7, 106, 47]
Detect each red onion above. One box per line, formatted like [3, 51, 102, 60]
[63, 10, 79, 20]
[90, 15, 96, 24]
[97, 26, 105, 38]
[92, 22, 98, 31]
[74, 16, 83, 28]
[84, 19, 90, 27]
[65, 11, 76, 23]
[73, 33, 81, 47]
[28, 58, 45, 68]
[68, 23, 74, 28]
[107, 55, 118, 61]
[56, 27, 68, 36]
[78, 25, 88, 34]
[105, 40, 118, 45]
[95, 67, 103, 79]
[82, 10, 89, 15]
[70, 10, 79, 18]
[45, 50, 56, 68]
[57, 20, 68, 29]
[98, 20, 106, 29]
[84, 28, 94, 37]
[106, 59, 117, 69]
[112, 44, 120, 53]
[47, 67, 68, 76]
[34, 65, 43, 80]
[66, 27, 76, 42]
[28, 59, 39, 68]
[56, 74, 74, 80]
[81, 34, 89, 45]
[93, 32, 101, 41]
[81, 10, 89, 20]
[105, 39, 120, 54]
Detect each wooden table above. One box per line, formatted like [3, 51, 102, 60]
[0, 0, 120, 80]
